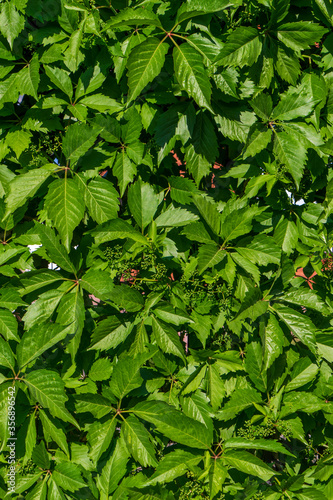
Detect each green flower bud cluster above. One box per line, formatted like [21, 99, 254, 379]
[237, 420, 275, 440]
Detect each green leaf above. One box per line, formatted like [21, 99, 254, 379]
[109, 285, 144, 312]
[63, 20, 85, 73]
[220, 205, 261, 243]
[19, 53, 40, 100]
[62, 123, 100, 165]
[224, 437, 294, 456]
[98, 438, 129, 497]
[5, 164, 55, 216]
[44, 178, 85, 251]
[127, 37, 169, 103]
[39, 409, 69, 456]
[209, 459, 228, 500]
[122, 415, 157, 467]
[245, 341, 267, 393]
[89, 358, 113, 382]
[113, 150, 137, 197]
[80, 269, 114, 301]
[17, 323, 68, 369]
[37, 224, 77, 274]
[53, 462, 86, 492]
[104, 7, 162, 29]
[271, 85, 318, 121]
[272, 303, 317, 353]
[0, 336, 15, 372]
[275, 45, 300, 85]
[89, 219, 149, 245]
[76, 394, 112, 419]
[197, 244, 226, 275]
[274, 132, 307, 189]
[285, 357, 318, 392]
[193, 194, 222, 235]
[128, 179, 160, 231]
[79, 94, 123, 113]
[0, 2, 24, 49]
[56, 289, 85, 361]
[133, 399, 213, 449]
[223, 450, 275, 481]
[89, 317, 133, 351]
[24, 369, 79, 428]
[276, 287, 330, 314]
[0, 308, 19, 341]
[141, 449, 202, 486]
[207, 362, 225, 410]
[20, 270, 66, 295]
[243, 125, 272, 159]
[32, 441, 50, 469]
[151, 316, 186, 362]
[218, 387, 261, 421]
[155, 205, 199, 228]
[214, 27, 262, 67]
[173, 43, 213, 112]
[87, 416, 116, 464]
[109, 351, 152, 400]
[263, 313, 284, 371]
[176, 0, 238, 23]
[274, 218, 298, 255]
[44, 66, 73, 99]
[277, 22, 328, 51]
[236, 235, 281, 265]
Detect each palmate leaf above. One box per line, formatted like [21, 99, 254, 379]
[173, 43, 213, 112]
[24, 369, 79, 428]
[44, 178, 85, 251]
[127, 37, 169, 103]
[214, 27, 262, 67]
[133, 400, 213, 449]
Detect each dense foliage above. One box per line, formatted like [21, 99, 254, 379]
[0, 0, 333, 498]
